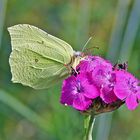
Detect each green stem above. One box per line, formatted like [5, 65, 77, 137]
[84, 114, 95, 140]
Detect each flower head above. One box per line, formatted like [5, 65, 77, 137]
[114, 70, 140, 110]
[60, 72, 100, 111]
[61, 54, 140, 113]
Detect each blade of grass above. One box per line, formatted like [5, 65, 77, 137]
[0, 0, 7, 48]
[107, 0, 130, 62]
[0, 90, 48, 132]
[75, 0, 91, 49]
[119, 0, 140, 61]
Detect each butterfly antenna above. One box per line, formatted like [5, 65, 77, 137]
[81, 37, 92, 52]
[85, 45, 99, 52]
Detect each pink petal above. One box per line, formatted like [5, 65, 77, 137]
[60, 77, 76, 105]
[136, 92, 140, 100]
[73, 94, 92, 111]
[114, 71, 131, 100]
[84, 83, 100, 99]
[91, 64, 113, 88]
[126, 94, 139, 110]
[114, 86, 129, 100]
[80, 75, 100, 99]
[60, 89, 75, 106]
[100, 86, 118, 103]
[136, 87, 140, 99]
[77, 56, 112, 72]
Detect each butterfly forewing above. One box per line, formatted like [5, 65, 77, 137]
[8, 24, 74, 89]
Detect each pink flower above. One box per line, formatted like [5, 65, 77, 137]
[91, 65, 118, 103]
[77, 56, 112, 72]
[114, 70, 140, 110]
[60, 72, 99, 111]
[77, 56, 117, 104]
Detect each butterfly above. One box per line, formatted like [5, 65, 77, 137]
[8, 24, 84, 89]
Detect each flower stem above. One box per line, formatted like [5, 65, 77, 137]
[84, 113, 95, 140]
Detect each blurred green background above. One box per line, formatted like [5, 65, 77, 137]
[0, 0, 140, 140]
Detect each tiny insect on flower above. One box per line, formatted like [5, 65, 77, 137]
[113, 62, 128, 71]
